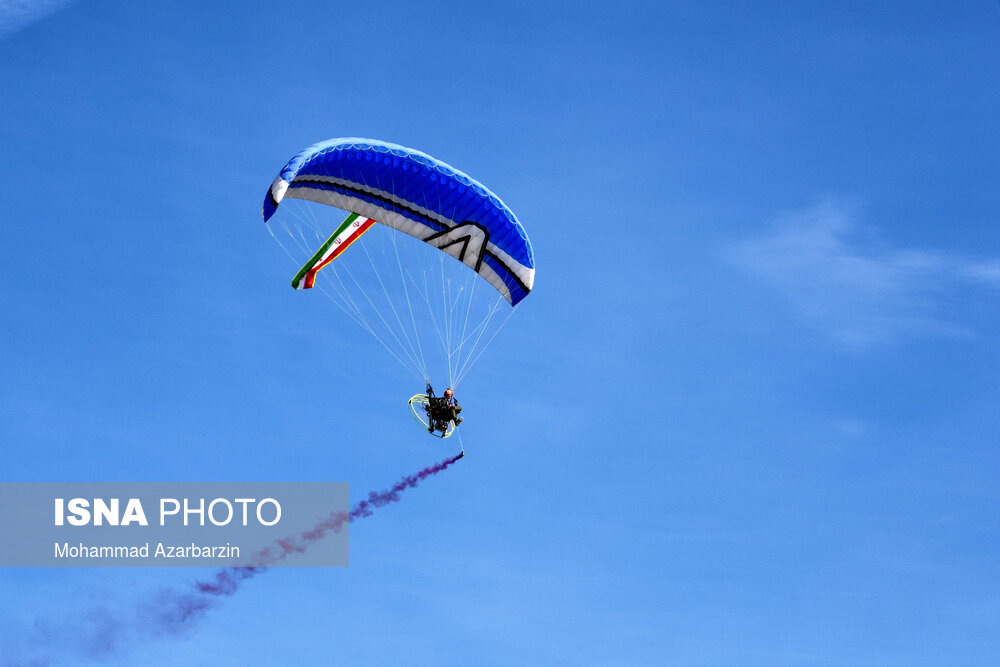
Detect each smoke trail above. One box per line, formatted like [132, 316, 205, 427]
[194, 451, 463, 596]
[3, 452, 463, 666]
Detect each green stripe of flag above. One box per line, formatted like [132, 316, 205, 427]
[291, 212, 360, 288]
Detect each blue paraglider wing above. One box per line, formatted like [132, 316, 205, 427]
[262, 138, 534, 306]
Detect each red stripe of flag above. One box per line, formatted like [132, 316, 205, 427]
[302, 218, 376, 288]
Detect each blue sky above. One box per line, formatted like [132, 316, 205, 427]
[2, 1, 1000, 664]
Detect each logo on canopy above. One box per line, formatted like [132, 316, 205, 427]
[423, 222, 490, 273]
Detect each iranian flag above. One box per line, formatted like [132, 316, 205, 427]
[291, 213, 376, 289]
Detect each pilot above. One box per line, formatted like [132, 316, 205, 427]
[425, 383, 463, 433]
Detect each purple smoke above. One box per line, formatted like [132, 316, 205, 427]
[5, 452, 463, 665]
[194, 451, 463, 596]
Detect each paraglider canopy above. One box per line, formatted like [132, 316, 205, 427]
[263, 138, 534, 306]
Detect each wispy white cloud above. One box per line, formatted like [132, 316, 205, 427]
[0, 0, 74, 40]
[728, 201, 1000, 346]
